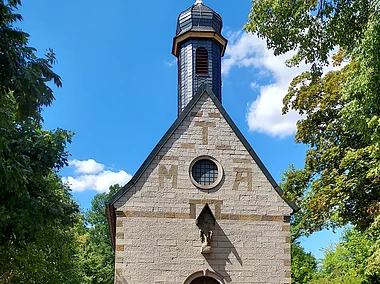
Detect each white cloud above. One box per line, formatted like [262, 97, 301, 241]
[222, 31, 345, 138]
[250, 82, 259, 89]
[222, 31, 308, 137]
[164, 59, 176, 67]
[69, 159, 104, 174]
[247, 84, 302, 138]
[63, 159, 132, 193]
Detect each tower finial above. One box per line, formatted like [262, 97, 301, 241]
[194, 0, 203, 5]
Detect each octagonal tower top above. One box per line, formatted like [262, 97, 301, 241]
[172, 1, 227, 115]
[172, 1, 227, 57]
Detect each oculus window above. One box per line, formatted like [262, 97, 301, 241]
[190, 156, 223, 190]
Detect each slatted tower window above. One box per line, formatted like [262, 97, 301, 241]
[196, 47, 209, 75]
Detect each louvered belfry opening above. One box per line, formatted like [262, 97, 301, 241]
[196, 47, 209, 75]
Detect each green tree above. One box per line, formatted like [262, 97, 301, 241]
[0, 91, 76, 244]
[245, 0, 373, 75]
[246, 2, 380, 282]
[0, 217, 83, 283]
[245, 0, 380, 233]
[308, 272, 365, 284]
[77, 185, 119, 284]
[0, 1, 80, 282]
[291, 243, 318, 284]
[363, 215, 380, 279]
[0, 81, 80, 284]
[309, 228, 378, 284]
[0, 0, 61, 122]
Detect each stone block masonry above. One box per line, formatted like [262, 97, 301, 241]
[113, 92, 293, 284]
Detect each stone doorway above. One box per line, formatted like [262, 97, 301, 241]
[190, 276, 220, 284]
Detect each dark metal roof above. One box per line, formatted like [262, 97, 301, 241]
[176, 2, 223, 36]
[107, 85, 299, 213]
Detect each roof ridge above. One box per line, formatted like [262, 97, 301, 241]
[107, 85, 298, 212]
[107, 85, 209, 205]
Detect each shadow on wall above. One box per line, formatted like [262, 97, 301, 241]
[115, 272, 128, 284]
[204, 222, 242, 283]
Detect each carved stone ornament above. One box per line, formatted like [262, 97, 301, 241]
[200, 230, 212, 254]
[196, 204, 216, 254]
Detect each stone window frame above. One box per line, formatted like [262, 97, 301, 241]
[189, 155, 223, 190]
[184, 270, 224, 284]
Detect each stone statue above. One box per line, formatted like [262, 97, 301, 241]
[200, 230, 212, 254]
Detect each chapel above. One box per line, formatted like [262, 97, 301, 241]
[106, 1, 298, 283]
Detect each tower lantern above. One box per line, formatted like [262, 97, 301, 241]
[172, 0, 227, 115]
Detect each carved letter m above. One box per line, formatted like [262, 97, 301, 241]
[159, 165, 178, 189]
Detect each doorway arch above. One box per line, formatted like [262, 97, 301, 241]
[190, 276, 220, 284]
[184, 270, 224, 284]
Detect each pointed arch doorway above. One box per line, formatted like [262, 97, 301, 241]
[190, 276, 220, 284]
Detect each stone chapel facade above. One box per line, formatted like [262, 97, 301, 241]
[106, 1, 298, 283]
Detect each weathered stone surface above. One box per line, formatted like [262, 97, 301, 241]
[113, 93, 292, 283]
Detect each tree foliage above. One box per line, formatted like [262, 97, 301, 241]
[0, 220, 83, 283]
[0, 0, 62, 122]
[76, 185, 119, 284]
[245, 0, 373, 74]
[291, 243, 318, 284]
[309, 228, 379, 283]
[364, 215, 380, 278]
[0, 91, 76, 245]
[0, 0, 80, 282]
[246, 1, 380, 282]
[0, 1, 119, 281]
[246, 0, 380, 234]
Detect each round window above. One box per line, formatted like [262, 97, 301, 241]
[189, 156, 223, 190]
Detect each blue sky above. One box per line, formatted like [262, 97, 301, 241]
[18, 0, 342, 259]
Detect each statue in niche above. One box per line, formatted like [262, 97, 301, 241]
[196, 204, 216, 254]
[200, 230, 213, 254]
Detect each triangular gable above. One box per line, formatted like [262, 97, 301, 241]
[106, 85, 298, 248]
[108, 84, 298, 211]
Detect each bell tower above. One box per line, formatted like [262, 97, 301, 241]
[172, 0, 227, 115]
